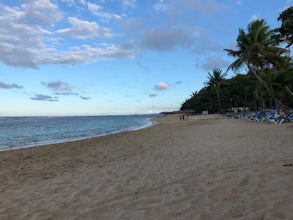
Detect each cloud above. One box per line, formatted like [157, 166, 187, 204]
[154, 82, 170, 91]
[56, 17, 113, 39]
[148, 0, 227, 53]
[192, 35, 223, 54]
[30, 94, 58, 101]
[22, 0, 63, 26]
[87, 3, 122, 21]
[80, 95, 91, 100]
[142, 26, 199, 51]
[122, 0, 136, 9]
[154, 0, 227, 16]
[0, 1, 131, 68]
[120, 18, 144, 36]
[79, 0, 86, 6]
[175, 81, 183, 85]
[149, 93, 158, 97]
[154, 1, 170, 13]
[0, 1, 61, 68]
[42, 81, 74, 91]
[42, 81, 90, 98]
[99, 43, 140, 58]
[36, 44, 140, 65]
[250, 15, 260, 22]
[54, 92, 79, 96]
[0, 0, 225, 68]
[0, 82, 23, 89]
[202, 56, 230, 71]
[61, 0, 75, 6]
[172, 0, 227, 15]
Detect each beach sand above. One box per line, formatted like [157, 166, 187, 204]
[1, 115, 293, 219]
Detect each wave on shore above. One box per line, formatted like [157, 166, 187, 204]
[0, 114, 159, 151]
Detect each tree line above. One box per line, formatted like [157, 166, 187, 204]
[181, 6, 293, 114]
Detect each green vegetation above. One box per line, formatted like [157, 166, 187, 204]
[181, 6, 293, 114]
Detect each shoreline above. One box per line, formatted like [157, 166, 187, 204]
[0, 115, 158, 152]
[1, 114, 293, 219]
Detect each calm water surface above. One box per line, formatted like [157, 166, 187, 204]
[0, 114, 159, 151]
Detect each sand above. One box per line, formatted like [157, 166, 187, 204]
[0, 114, 293, 220]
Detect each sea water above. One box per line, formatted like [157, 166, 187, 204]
[0, 114, 159, 151]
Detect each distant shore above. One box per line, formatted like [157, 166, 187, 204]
[1, 114, 293, 219]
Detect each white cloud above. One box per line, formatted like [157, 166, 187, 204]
[98, 43, 140, 58]
[87, 3, 122, 21]
[0, 1, 61, 67]
[122, 0, 136, 9]
[1, 5, 24, 20]
[0, 42, 36, 68]
[22, 0, 63, 26]
[250, 15, 260, 22]
[36, 43, 139, 65]
[0, 0, 227, 68]
[154, 0, 166, 11]
[154, 0, 175, 14]
[202, 56, 230, 71]
[79, 0, 86, 6]
[61, 0, 75, 6]
[154, 82, 170, 91]
[56, 17, 113, 39]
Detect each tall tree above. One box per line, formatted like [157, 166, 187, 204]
[275, 6, 293, 49]
[206, 68, 227, 111]
[224, 19, 287, 113]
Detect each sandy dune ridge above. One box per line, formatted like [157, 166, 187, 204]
[1, 114, 293, 219]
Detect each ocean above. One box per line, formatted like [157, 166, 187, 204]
[0, 114, 159, 151]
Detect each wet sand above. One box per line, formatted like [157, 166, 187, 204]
[1, 114, 293, 219]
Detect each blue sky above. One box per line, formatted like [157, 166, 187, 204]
[0, 0, 292, 116]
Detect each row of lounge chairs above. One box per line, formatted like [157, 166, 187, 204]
[227, 110, 293, 124]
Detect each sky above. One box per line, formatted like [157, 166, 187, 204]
[0, 0, 292, 116]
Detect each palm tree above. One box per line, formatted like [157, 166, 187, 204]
[224, 19, 287, 113]
[276, 6, 293, 50]
[206, 68, 227, 111]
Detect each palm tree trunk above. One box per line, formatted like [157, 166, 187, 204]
[285, 85, 293, 97]
[248, 65, 285, 114]
[216, 87, 221, 112]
